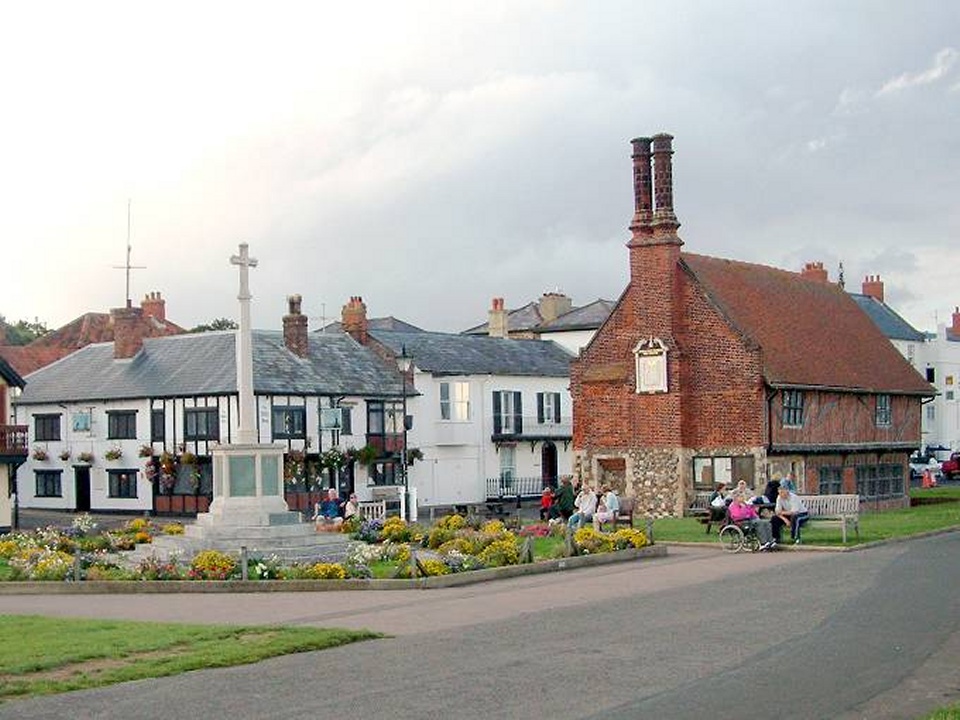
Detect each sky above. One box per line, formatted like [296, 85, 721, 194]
[2, 1, 958, 336]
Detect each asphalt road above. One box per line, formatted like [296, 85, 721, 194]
[2, 535, 959, 720]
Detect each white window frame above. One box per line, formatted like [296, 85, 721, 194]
[440, 381, 470, 421]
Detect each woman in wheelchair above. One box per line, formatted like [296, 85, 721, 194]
[720, 494, 775, 552]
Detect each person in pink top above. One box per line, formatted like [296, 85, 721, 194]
[728, 494, 775, 550]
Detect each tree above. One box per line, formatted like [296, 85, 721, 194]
[0, 315, 50, 345]
[189, 318, 238, 333]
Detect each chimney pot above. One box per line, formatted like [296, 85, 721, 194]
[861, 274, 884, 302]
[801, 262, 829, 283]
[651, 133, 679, 232]
[341, 296, 369, 345]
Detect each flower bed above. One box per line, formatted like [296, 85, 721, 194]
[0, 514, 648, 584]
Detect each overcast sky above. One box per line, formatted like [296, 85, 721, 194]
[2, 1, 958, 337]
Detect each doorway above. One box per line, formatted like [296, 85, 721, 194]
[541, 442, 558, 489]
[74, 466, 91, 511]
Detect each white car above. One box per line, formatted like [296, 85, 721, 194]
[909, 455, 941, 480]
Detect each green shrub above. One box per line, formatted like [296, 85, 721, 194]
[477, 538, 520, 567]
[612, 528, 647, 550]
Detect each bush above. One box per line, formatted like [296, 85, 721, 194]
[126, 518, 150, 533]
[11, 548, 75, 580]
[426, 526, 456, 549]
[380, 516, 412, 543]
[477, 538, 520, 567]
[303, 562, 347, 580]
[189, 550, 237, 580]
[417, 558, 450, 576]
[437, 514, 466, 531]
[137, 555, 185, 581]
[612, 529, 648, 550]
[574, 527, 614, 554]
[355, 518, 384, 543]
[162, 523, 185, 535]
[437, 538, 474, 556]
[0, 540, 18, 559]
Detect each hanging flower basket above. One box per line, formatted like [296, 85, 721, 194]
[180, 451, 197, 465]
[78, 451, 94, 464]
[59, 450, 71, 461]
[138, 444, 154, 458]
[32, 447, 49, 461]
[105, 447, 123, 461]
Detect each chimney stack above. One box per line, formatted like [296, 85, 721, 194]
[283, 294, 309, 358]
[951, 306, 960, 336]
[801, 261, 829, 283]
[488, 297, 508, 338]
[111, 306, 145, 359]
[538, 292, 572, 324]
[341, 296, 368, 345]
[861, 275, 885, 302]
[629, 137, 653, 240]
[651, 133, 680, 235]
[140, 291, 166, 322]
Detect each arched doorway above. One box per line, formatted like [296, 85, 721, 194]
[541, 442, 558, 489]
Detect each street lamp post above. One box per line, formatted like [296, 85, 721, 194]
[396, 345, 413, 492]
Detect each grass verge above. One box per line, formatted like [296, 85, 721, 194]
[0, 615, 381, 702]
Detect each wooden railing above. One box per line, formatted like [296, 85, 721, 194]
[0, 425, 28, 456]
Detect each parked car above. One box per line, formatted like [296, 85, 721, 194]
[909, 453, 942, 481]
[941, 452, 960, 480]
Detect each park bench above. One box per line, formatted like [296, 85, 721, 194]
[614, 496, 635, 528]
[358, 500, 387, 521]
[796, 494, 860, 543]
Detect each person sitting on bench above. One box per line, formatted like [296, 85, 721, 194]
[771, 485, 809, 544]
[314, 488, 343, 529]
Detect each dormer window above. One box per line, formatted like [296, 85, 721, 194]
[633, 337, 668, 394]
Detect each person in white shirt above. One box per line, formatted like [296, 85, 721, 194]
[592, 487, 621, 531]
[568, 485, 598, 530]
[771, 486, 809, 544]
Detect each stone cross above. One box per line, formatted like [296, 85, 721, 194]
[231, 243, 258, 443]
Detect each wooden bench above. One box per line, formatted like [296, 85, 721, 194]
[357, 500, 387, 521]
[614, 496, 635, 528]
[797, 494, 860, 543]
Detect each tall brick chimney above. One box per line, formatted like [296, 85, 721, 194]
[626, 133, 683, 333]
[951, 306, 960, 336]
[538, 292, 572, 324]
[488, 297, 508, 338]
[283, 294, 309, 358]
[111, 305, 145, 359]
[629, 137, 654, 240]
[801, 262, 829, 283]
[341, 296, 368, 345]
[140, 292, 166, 322]
[861, 275, 884, 302]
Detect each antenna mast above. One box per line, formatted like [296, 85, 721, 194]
[112, 199, 146, 307]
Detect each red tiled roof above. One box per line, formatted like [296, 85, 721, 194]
[0, 311, 186, 377]
[682, 253, 934, 395]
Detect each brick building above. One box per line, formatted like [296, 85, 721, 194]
[570, 134, 934, 516]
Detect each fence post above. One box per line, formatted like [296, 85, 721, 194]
[240, 546, 248, 581]
[74, 552, 82, 582]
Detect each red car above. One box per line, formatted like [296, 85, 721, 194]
[941, 453, 960, 480]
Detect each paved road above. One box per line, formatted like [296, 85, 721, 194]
[2, 536, 959, 719]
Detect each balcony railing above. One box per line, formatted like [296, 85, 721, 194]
[485, 475, 556, 500]
[491, 416, 572, 440]
[0, 425, 28, 457]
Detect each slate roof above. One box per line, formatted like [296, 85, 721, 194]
[682, 253, 934, 395]
[539, 299, 616, 332]
[463, 299, 613, 335]
[848, 294, 926, 342]
[17, 330, 402, 405]
[321, 317, 425, 334]
[370, 330, 573, 377]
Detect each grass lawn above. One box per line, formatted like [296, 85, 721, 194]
[651, 487, 960, 546]
[0, 615, 381, 702]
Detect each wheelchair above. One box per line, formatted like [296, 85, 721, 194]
[717, 515, 761, 553]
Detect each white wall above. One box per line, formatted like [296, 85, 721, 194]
[406, 370, 573, 506]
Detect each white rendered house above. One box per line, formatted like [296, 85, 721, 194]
[14, 298, 405, 515]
